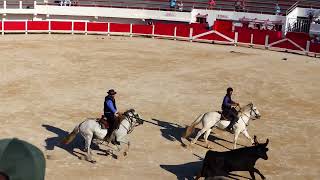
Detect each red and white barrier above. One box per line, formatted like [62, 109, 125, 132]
[0, 20, 318, 57]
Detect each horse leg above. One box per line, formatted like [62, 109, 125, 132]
[233, 130, 240, 149]
[204, 129, 212, 149]
[191, 127, 207, 145]
[242, 129, 254, 145]
[119, 137, 130, 157]
[85, 134, 96, 163]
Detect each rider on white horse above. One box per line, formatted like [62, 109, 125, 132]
[222, 87, 240, 134]
[104, 89, 120, 142]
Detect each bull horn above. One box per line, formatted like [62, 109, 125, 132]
[265, 139, 269, 146]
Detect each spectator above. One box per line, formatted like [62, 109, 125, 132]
[64, 0, 71, 6]
[178, 1, 184, 11]
[235, 0, 245, 12]
[235, 0, 241, 11]
[208, 0, 216, 10]
[275, 3, 281, 15]
[314, 35, 320, 44]
[170, 0, 176, 8]
[241, 0, 246, 11]
[0, 138, 46, 180]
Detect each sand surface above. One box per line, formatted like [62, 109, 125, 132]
[0, 34, 319, 180]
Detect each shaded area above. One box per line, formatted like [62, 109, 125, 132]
[142, 118, 185, 144]
[160, 161, 202, 180]
[187, 128, 246, 150]
[42, 124, 104, 159]
[160, 160, 250, 180]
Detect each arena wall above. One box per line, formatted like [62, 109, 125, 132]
[0, 2, 318, 57]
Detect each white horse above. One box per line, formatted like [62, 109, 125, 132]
[62, 109, 143, 162]
[183, 103, 261, 149]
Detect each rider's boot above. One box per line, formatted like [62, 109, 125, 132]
[225, 121, 235, 134]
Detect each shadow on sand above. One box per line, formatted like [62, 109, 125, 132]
[160, 161, 202, 180]
[142, 118, 185, 144]
[144, 118, 244, 150]
[160, 160, 250, 180]
[187, 128, 247, 150]
[42, 124, 106, 160]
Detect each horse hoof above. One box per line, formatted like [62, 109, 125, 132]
[123, 152, 128, 156]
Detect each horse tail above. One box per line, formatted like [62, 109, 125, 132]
[61, 125, 80, 145]
[183, 113, 205, 138]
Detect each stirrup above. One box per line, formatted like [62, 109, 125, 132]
[225, 127, 234, 134]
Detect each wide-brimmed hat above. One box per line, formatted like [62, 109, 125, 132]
[0, 138, 46, 180]
[107, 89, 117, 95]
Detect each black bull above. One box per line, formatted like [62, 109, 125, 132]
[196, 136, 269, 180]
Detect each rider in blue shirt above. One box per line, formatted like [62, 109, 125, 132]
[104, 89, 119, 141]
[222, 87, 240, 133]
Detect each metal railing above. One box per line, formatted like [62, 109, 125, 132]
[286, 1, 300, 15]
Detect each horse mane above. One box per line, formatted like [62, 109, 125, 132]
[124, 108, 135, 113]
[239, 103, 253, 112]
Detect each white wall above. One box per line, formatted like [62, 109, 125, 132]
[35, 5, 191, 22]
[310, 23, 320, 35]
[191, 9, 286, 27]
[285, 7, 320, 34]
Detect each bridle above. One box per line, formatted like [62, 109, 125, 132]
[121, 110, 143, 134]
[238, 104, 260, 127]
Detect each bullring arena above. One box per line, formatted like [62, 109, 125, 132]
[0, 0, 320, 180]
[0, 34, 319, 179]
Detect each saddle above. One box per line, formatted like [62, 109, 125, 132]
[97, 114, 126, 130]
[217, 111, 228, 120]
[97, 115, 109, 129]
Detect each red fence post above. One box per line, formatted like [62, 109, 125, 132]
[85, 21, 87, 35]
[25, 20, 27, 34]
[71, 21, 74, 34]
[265, 35, 269, 49]
[152, 25, 155, 39]
[234, 32, 238, 46]
[48, 20, 51, 34]
[107, 22, 110, 36]
[1, 20, 4, 35]
[189, 28, 193, 42]
[306, 41, 310, 55]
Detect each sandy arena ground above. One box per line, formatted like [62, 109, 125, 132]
[0, 34, 319, 180]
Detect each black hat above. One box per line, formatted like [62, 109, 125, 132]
[107, 89, 117, 95]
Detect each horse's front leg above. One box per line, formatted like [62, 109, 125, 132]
[119, 137, 130, 157]
[233, 130, 240, 149]
[204, 129, 212, 149]
[191, 127, 207, 145]
[242, 129, 254, 145]
[85, 134, 96, 163]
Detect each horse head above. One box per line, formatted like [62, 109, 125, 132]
[123, 109, 144, 126]
[248, 103, 261, 120]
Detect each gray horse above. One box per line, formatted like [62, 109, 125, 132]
[62, 109, 143, 162]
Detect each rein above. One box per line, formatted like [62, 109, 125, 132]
[120, 112, 140, 134]
[237, 104, 257, 127]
